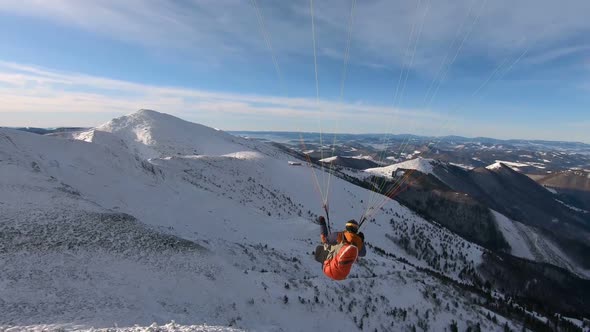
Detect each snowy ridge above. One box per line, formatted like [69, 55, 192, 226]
[485, 160, 546, 172]
[364, 157, 439, 178]
[556, 199, 589, 213]
[318, 156, 338, 163]
[0, 111, 534, 331]
[449, 162, 474, 170]
[351, 154, 376, 161]
[544, 186, 558, 194]
[77, 109, 272, 160]
[319, 155, 379, 162]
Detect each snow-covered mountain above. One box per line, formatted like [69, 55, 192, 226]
[362, 156, 590, 278]
[0, 110, 585, 331]
[73, 109, 270, 159]
[364, 157, 441, 178]
[485, 161, 538, 173]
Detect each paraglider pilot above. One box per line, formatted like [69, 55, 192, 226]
[316, 216, 366, 280]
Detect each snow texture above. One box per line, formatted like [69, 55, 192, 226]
[492, 210, 590, 278]
[491, 210, 536, 260]
[0, 110, 523, 331]
[555, 199, 589, 213]
[364, 157, 438, 178]
[1, 322, 243, 332]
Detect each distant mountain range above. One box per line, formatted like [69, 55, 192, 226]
[6, 126, 89, 135]
[9, 128, 590, 149]
[233, 131, 590, 178]
[231, 131, 590, 151]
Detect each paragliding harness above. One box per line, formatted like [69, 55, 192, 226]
[319, 231, 361, 281]
[330, 232, 361, 258]
[318, 232, 350, 263]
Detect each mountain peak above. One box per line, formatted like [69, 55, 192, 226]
[127, 109, 182, 123]
[83, 110, 250, 159]
[135, 108, 159, 115]
[102, 109, 192, 130]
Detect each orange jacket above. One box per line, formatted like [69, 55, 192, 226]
[321, 231, 365, 256]
[322, 232, 363, 280]
[323, 242, 359, 280]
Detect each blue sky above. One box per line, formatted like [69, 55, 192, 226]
[0, 0, 589, 142]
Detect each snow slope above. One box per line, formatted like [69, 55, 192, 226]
[364, 157, 439, 178]
[0, 111, 523, 331]
[492, 210, 590, 278]
[491, 210, 536, 260]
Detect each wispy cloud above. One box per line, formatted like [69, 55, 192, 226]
[0, 61, 444, 132]
[0, 1, 588, 142]
[1, 1, 588, 71]
[523, 45, 590, 65]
